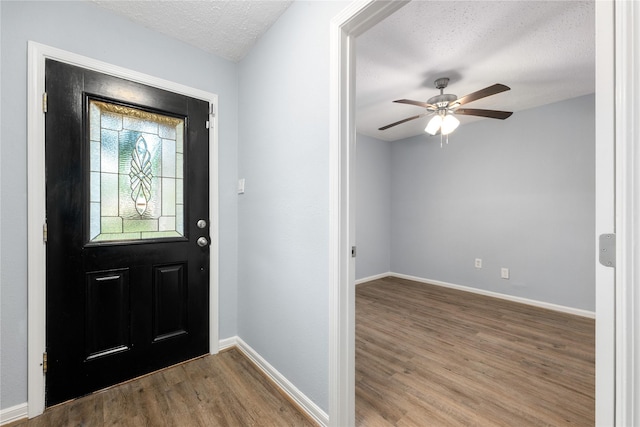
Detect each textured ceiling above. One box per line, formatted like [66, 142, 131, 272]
[357, 1, 595, 142]
[90, 1, 594, 142]
[91, 0, 293, 62]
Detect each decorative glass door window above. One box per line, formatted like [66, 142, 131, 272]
[89, 100, 185, 242]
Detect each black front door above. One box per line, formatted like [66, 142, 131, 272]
[45, 60, 210, 406]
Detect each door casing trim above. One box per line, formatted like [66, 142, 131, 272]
[27, 41, 220, 417]
[328, 2, 408, 425]
[613, 1, 640, 424]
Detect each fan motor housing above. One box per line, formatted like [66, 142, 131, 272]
[427, 93, 457, 109]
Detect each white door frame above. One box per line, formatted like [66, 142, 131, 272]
[612, 2, 640, 424]
[329, 1, 636, 425]
[329, 3, 408, 425]
[26, 41, 220, 418]
[594, 1, 615, 424]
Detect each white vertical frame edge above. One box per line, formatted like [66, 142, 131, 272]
[594, 1, 615, 425]
[26, 41, 47, 419]
[614, 1, 640, 425]
[329, 2, 408, 426]
[26, 41, 220, 418]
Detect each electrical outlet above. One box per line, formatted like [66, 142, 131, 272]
[475, 258, 482, 268]
[501, 268, 510, 279]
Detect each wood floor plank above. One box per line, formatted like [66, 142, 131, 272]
[356, 276, 595, 426]
[7, 349, 317, 427]
[102, 382, 136, 425]
[7, 276, 594, 427]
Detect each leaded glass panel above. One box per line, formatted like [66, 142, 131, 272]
[89, 100, 185, 242]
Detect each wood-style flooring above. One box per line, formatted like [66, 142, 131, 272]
[7, 348, 316, 427]
[355, 276, 595, 426]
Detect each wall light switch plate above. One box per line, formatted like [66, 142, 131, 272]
[238, 178, 245, 194]
[501, 268, 510, 279]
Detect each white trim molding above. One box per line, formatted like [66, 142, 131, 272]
[27, 41, 219, 418]
[355, 272, 391, 286]
[217, 336, 237, 352]
[0, 403, 28, 426]
[234, 338, 329, 427]
[594, 1, 616, 424]
[614, 1, 640, 425]
[378, 273, 595, 319]
[329, 3, 408, 425]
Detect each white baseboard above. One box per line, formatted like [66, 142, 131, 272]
[0, 403, 28, 426]
[217, 336, 237, 352]
[355, 272, 391, 285]
[220, 336, 327, 426]
[371, 272, 595, 319]
[234, 337, 329, 427]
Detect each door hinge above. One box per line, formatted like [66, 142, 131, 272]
[599, 233, 615, 267]
[43, 222, 48, 243]
[351, 246, 357, 258]
[206, 120, 211, 129]
[206, 103, 215, 129]
[42, 92, 48, 113]
[42, 352, 48, 374]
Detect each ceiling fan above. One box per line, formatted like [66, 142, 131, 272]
[379, 77, 513, 136]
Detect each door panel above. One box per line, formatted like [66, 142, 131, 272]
[45, 59, 210, 406]
[85, 269, 131, 360]
[153, 263, 188, 342]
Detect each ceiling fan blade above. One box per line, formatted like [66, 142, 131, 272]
[453, 84, 510, 107]
[378, 112, 430, 130]
[455, 108, 513, 120]
[393, 99, 436, 109]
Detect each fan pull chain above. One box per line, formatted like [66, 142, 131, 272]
[439, 133, 451, 148]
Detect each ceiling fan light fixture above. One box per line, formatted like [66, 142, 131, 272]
[425, 115, 442, 135]
[441, 114, 460, 135]
[379, 79, 513, 136]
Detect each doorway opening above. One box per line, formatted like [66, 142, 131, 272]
[353, 1, 596, 424]
[329, 1, 616, 425]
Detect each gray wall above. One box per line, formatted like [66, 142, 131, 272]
[355, 133, 391, 279]
[237, 1, 349, 412]
[388, 95, 595, 311]
[0, 1, 239, 409]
